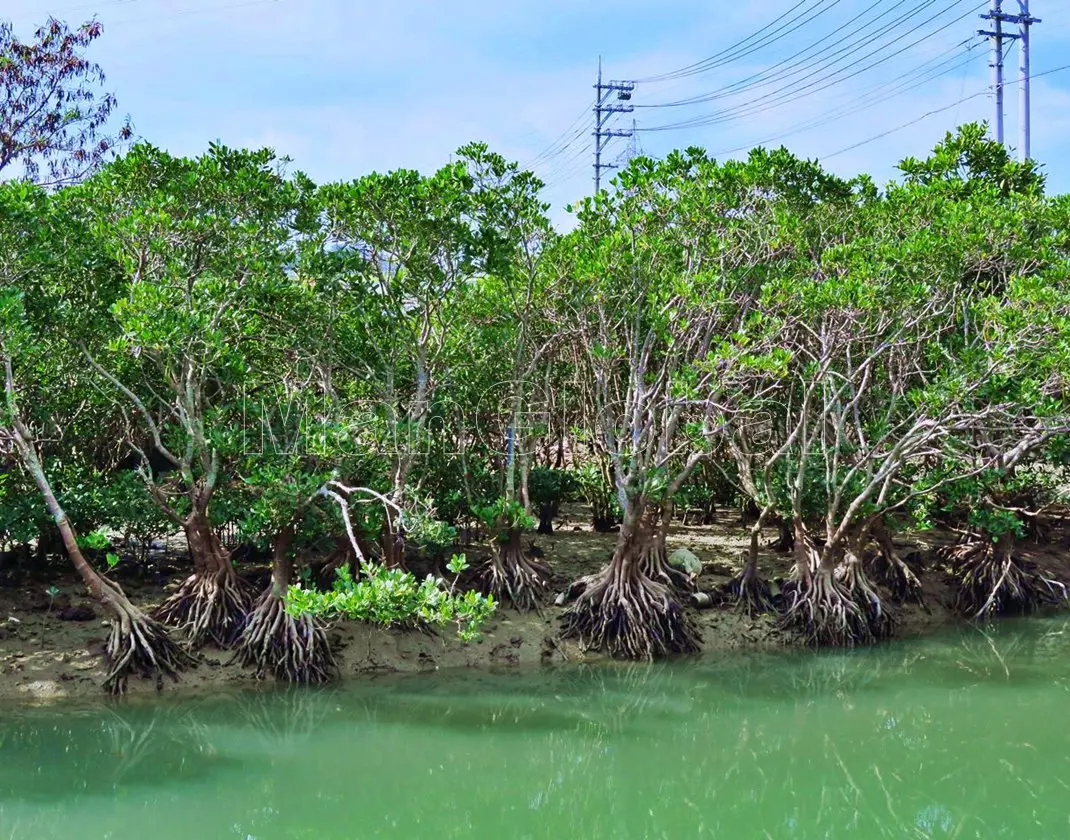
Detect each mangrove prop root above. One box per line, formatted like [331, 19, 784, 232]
[838, 561, 894, 640]
[782, 570, 881, 647]
[864, 552, 924, 603]
[153, 570, 253, 648]
[948, 540, 1067, 620]
[725, 566, 776, 616]
[868, 531, 925, 606]
[637, 543, 694, 594]
[103, 604, 199, 696]
[232, 590, 336, 684]
[560, 566, 701, 660]
[481, 544, 551, 612]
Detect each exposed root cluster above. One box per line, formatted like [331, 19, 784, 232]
[481, 544, 551, 612]
[233, 590, 336, 684]
[947, 538, 1067, 620]
[867, 523, 925, 605]
[780, 535, 891, 646]
[561, 566, 701, 660]
[724, 562, 776, 616]
[782, 570, 875, 647]
[867, 550, 925, 605]
[837, 558, 893, 640]
[153, 570, 252, 648]
[641, 549, 695, 594]
[103, 604, 199, 696]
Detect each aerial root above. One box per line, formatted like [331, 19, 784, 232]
[153, 569, 253, 648]
[724, 564, 776, 616]
[868, 528, 925, 606]
[781, 570, 878, 647]
[233, 589, 336, 684]
[481, 544, 551, 611]
[104, 603, 199, 696]
[560, 567, 701, 660]
[838, 561, 893, 640]
[639, 547, 694, 594]
[948, 539, 1067, 619]
[869, 551, 925, 606]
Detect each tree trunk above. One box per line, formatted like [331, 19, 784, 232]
[380, 517, 405, 569]
[592, 500, 617, 532]
[537, 502, 557, 535]
[13, 433, 194, 694]
[153, 505, 250, 647]
[725, 505, 775, 614]
[233, 526, 336, 684]
[768, 516, 794, 552]
[561, 500, 700, 659]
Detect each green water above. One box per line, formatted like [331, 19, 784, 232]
[2, 619, 1070, 839]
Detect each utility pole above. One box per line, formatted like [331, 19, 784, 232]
[1017, 1, 1038, 161]
[980, 0, 1039, 159]
[980, 0, 1008, 145]
[593, 57, 636, 192]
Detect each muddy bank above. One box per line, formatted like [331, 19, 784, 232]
[2, 518, 1068, 704]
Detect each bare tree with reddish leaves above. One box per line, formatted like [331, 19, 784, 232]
[0, 17, 131, 186]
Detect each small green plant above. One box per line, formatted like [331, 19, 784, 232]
[285, 554, 495, 643]
[474, 498, 536, 542]
[76, 529, 121, 571]
[446, 553, 468, 576]
[76, 530, 109, 551]
[45, 585, 60, 612]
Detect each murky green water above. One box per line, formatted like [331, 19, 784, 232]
[2, 618, 1070, 839]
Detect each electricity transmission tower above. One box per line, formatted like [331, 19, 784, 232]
[593, 58, 636, 192]
[979, 0, 1039, 159]
[621, 118, 642, 165]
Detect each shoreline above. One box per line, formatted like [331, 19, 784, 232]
[2, 523, 1067, 705]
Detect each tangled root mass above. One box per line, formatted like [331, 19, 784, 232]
[481, 538, 551, 612]
[154, 569, 252, 648]
[561, 562, 701, 660]
[947, 537, 1067, 620]
[104, 602, 199, 696]
[233, 590, 336, 684]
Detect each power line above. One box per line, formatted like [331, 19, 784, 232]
[702, 39, 984, 160]
[637, 0, 986, 134]
[592, 58, 636, 192]
[637, 0, 982, 130]
[637, 0, 838, 84]
[822, 59, 1068, 159]
[638, 0, 905, 109]
[524, 104, 595, 170]
[6, 0, 147, 23]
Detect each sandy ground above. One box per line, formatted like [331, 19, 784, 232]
[2, 506, 1069, 705]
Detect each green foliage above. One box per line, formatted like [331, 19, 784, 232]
[75, 529, 121, 570]
[474, 498, 537, 540]
[76, 530, 109, 551]
[528, 467, 576, 507]
[285, 558, 495, 642]
[572, 461, 620, 517]
[3, 114, 1070, 661]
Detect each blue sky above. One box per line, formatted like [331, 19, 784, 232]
[9, 0, 1070, 226]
